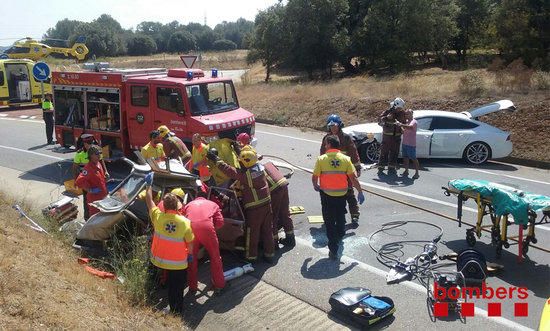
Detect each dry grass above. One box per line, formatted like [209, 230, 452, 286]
[46, 50, 250, 71]
[0, 192, 182, 330]
[239, 67, 550, 162]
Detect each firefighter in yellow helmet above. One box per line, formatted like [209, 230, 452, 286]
[157, 125, 191, 164]
[207, 147, 274, 263]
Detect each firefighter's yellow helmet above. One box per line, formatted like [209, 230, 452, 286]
[170, 188, 185, 200]
[157, 125, 170, 138]
[239, 149, 258, 168]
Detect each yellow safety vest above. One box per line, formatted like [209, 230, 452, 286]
[313, 149, 354, 197]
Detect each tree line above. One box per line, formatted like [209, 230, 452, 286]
[247, 0, 550, 80]
[44, 14, 254, 57]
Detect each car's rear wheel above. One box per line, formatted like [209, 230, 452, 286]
[463, 142, 491, 165]
[360, 141, 381, 164]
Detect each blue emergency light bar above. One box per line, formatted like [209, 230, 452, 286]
[212, 69, 218, 78]
[186, 71, 194, 80]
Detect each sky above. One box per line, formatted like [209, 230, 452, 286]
[1, 0, 280, 43]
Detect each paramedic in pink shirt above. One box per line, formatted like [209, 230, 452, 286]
[184, 193, 226, 292]
[399, 109, 420, 179]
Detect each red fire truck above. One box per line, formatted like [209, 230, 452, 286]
[52, 66, 255, 157]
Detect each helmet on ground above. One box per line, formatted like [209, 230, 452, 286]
[239, 149, 258, 168]
[326, 114, 343, 129]
[390, 97, 405, 109]
[170, 188, 185, 201]
[236, 132, 251, 146]
[157, 125, 171, 138]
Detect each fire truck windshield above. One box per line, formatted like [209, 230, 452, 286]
[186, 82, 238, 116]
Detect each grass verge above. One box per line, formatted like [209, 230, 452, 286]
[0, 191, 181, 329]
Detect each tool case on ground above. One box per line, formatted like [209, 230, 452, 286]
[329, 287, 395, 327]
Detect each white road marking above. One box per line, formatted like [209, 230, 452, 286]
[256, 130, 320, 144]
[295, 236, 532, 331]
[0, 145, 64, 161]
[436, 162, 550, 186]
[267, 158, 550, 232]
[0, 114, 7, 117]
[0, 117, 42, 123]
[30, 116, 36, 119]
[256, 128, 549, 187]
[19, 115, 29, 119]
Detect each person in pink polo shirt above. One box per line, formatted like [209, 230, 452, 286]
[399, 109, 420, 179]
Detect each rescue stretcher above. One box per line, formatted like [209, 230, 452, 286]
[442, 179, 550, 261]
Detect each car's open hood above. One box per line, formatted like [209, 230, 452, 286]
[343, 122, 382, 138]
[461, 100, 516, 119]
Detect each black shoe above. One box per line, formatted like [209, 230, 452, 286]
[388, 168, 397, 175]
[377, 167, 385, 174]
[264, 255, 274, 264]
[351, 217, 359, 228]
[279, 234, 296, 248]
[329, 251, 338, 260]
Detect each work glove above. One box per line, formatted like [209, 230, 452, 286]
[89, 187, 102, 194]
[192, 162, 200, 169]
[355, 167, 362, 177]
[313, 184, 320, 192]
[206, 151, 219, 162]
[357, 191, 365, 205]
[187, 255, 193, 263]
[144, 172, 154, 186]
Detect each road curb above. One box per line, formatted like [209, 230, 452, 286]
[501, 156, 550, 170]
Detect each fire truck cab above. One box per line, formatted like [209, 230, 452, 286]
[53, 67, 255, 157]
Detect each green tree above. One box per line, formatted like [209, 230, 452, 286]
[136, 21, 167, 52]
[214, 18, 254, 48]
[127, 34, 157, 55]
[196, 29, 219, 50]
[494, 0, 550, 67]
[71, 20, 125, 57]
[453, 0, 491, 63]
[44, 19, 83, 41]
[247, 3, 288, 81]
[168, 31, 196, 52]
[284, 0, 350, 78]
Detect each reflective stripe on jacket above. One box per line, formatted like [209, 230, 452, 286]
[149, 207, 194, 270]
[313, 149, 355, 197]
[264, 162, 288, 192]
[216, 161, 271, 210]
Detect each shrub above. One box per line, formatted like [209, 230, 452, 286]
[213, 39, 238, 51]
[458, 71, 487, 97]
[532, 71, 550, 90]
[127, 35, 157, 56]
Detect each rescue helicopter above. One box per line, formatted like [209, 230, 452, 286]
[0, 36, 89, 61]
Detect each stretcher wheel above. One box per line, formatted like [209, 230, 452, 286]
[503, 241, 510, 249]
[531, 237, 538, 244]
[466, 231, 476, 247]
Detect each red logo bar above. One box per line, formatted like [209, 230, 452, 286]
[434, 302, 449, 317]
[461, 302, 475, 317]
[514, 302, 528, 317]
[487, 302, 502, 317]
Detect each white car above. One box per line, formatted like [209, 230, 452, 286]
[343, 100, 516, 165]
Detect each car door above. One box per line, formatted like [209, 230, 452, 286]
[430, 116, 478, 157]
[413, 117, 433, 158]
[154, 85, 187, 137]
[127, 84, 153, 148]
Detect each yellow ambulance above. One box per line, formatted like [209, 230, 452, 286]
[0, 59, 52, 107]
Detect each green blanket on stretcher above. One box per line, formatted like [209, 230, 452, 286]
[449, 179, 550, 225]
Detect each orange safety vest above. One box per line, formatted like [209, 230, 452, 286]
[149, 208, 193, 270]
[191, 143, 211, 178]
[316, 149, 353, 197]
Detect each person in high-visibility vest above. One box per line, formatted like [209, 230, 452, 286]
[143, 173, 194, 314]
[141, 130, 165, 161]
[207, 147, 274, 263]
[320, 114, 362, 226]
[75, 145, 108, 219]
[42, 93, 55, 145]
[312, 135, 364, 260]
[189, 133, 212, 183]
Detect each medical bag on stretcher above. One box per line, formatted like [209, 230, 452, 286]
[329, 287, 395, 327]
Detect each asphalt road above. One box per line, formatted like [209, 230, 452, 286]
[0, 116, 548, 330]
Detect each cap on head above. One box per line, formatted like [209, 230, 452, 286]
[239, 149, 258, 168]
[157, 125, 170, 138]
[81, 133, 95, 144]
[236, 132, 251, 146]
[391, 97, 405, 109]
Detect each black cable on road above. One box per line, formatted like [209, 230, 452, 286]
[263, 154, 550, 255]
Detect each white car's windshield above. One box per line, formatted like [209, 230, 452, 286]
[186, 82, 239, 116]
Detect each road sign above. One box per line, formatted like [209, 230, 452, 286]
[180, 55, 197, 68]
[32, 62, 50, 81]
